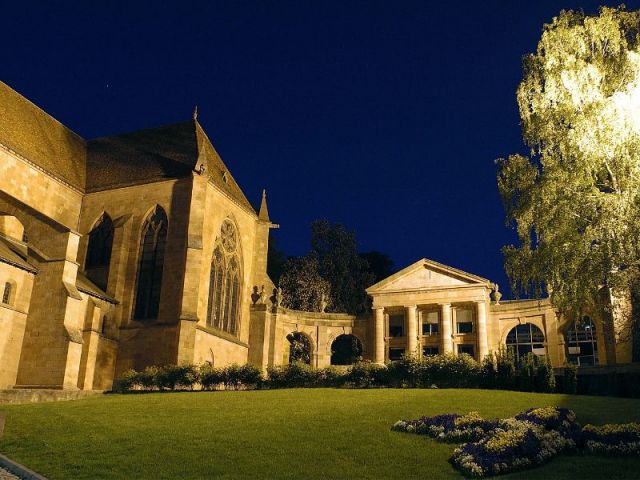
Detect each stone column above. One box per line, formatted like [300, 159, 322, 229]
[476, 300, 489, 360]
[440, 303, 453, 354]
[406, 305, 418, 356]
[374, 307, 385, 364]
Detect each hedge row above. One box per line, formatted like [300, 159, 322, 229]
[113, 363, 262, 392]
[113, 349, 559, 394]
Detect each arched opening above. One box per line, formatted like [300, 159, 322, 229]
[85, 214, 114, 291]
[134, 207, 168, 320]
[565, 316, 599, 366]
[206, 219, 242, 337]
[330, 334, 363, 365]
[287, 332, 312, 364]
[506, 323, 545, 365]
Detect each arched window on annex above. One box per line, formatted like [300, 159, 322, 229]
[206, 219, 242, 337]
[565, 316, 599, 366]
[330, 334, 363, 365]
[2, 280, 15, 306]
[505, 323, 545, 365]
[134, 206, 168, 320]
[85, 213, 114, 291]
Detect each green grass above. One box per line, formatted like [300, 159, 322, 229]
[1, 389, 640, 479]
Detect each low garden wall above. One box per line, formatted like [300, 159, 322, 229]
[0, 389, 104, 405]
[554, 364, 640, 398]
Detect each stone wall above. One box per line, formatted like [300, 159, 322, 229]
[248, 304, 367, 369]
[0, 264, 33, 389]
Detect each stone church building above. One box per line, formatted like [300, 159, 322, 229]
[0, 81, 631, 391]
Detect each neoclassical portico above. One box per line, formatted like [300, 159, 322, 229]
[367, 258, 494, 363]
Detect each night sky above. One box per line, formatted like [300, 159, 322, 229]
[3, 1, 638, 297]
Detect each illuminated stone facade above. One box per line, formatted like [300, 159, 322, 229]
[0, 80, 632, 391]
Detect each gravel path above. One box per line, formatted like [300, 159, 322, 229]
[0, 467, 18, 479]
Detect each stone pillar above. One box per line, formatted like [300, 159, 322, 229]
[176, 173, 208, 365]
[374, 307, 385, 364]
[440, 303, 453, 354]
[406, 305, 418, 356]
[476, 300, 489, 360]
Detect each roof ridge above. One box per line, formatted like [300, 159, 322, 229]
[87, 119, 195, 142]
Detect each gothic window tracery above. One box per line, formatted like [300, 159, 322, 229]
[134, 207, 168, 320]
[207, 220, 242, 336]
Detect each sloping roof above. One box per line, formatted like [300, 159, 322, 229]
[76, 270, 118, 304]
[86, 121, 197, 191]
[0, 81, 86, 190]
[86, 120, 256, 213]
[194, 121, 255, 212]
[366, 257, 492, 294]
[0, 236, 37, 274]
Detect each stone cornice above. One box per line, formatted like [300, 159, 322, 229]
[0, 141, 84, 195]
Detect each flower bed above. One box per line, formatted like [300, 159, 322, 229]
[389, 407, 637, 477]
[450, 419, 576, 477]
[514, 407, 580, 437]
[392, 412, 499, 443]
[581, 423, 640, 455]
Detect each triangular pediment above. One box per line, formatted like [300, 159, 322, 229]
[366, 258, 491, 294]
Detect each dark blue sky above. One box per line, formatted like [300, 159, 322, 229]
[3, 1, 638, 296]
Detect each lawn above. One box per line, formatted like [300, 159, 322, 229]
[1, 389, 640, 479]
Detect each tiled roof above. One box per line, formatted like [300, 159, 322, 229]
[0, 80, 256, 213]
[86, 120, 256, 213]
[0, 236, 37, 274]
[0, 81, 86, 190]
[86, 121, 197, 191]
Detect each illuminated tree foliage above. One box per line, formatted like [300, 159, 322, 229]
[279, 255, 332, 312]
[497, 6, 640, 356]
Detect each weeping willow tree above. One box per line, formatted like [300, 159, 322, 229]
[497, 6, 640, 360]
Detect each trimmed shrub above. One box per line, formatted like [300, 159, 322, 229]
[316, 366, 348, 387]
[222, 364, 243, 390]
[138, 366, 161, 390]
[493, 347, 516, 390]
[266, 362, 317, 388]
[157, 364, 198, 390]
[239, 363, 263, 388]
[562, 363, 578, 395]
[534, 356, 556, 393]
[112, 369, 138, 393]
[348, 361, 388, 388]
[199, 364, 224, 390]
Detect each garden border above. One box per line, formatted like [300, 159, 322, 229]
[0, 453, 48, 480]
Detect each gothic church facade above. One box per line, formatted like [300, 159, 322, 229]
[0, 81, 275, 390]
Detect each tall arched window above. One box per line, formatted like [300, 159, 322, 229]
[566, 316, 599, 366]
[134, 207, 168, 320]
[2, 282, 12, 305]
[85, 213, 114, 291]
[207, 219, 242, 336]
[506, 323, 545, 365]
[207, 248, 224, 328]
